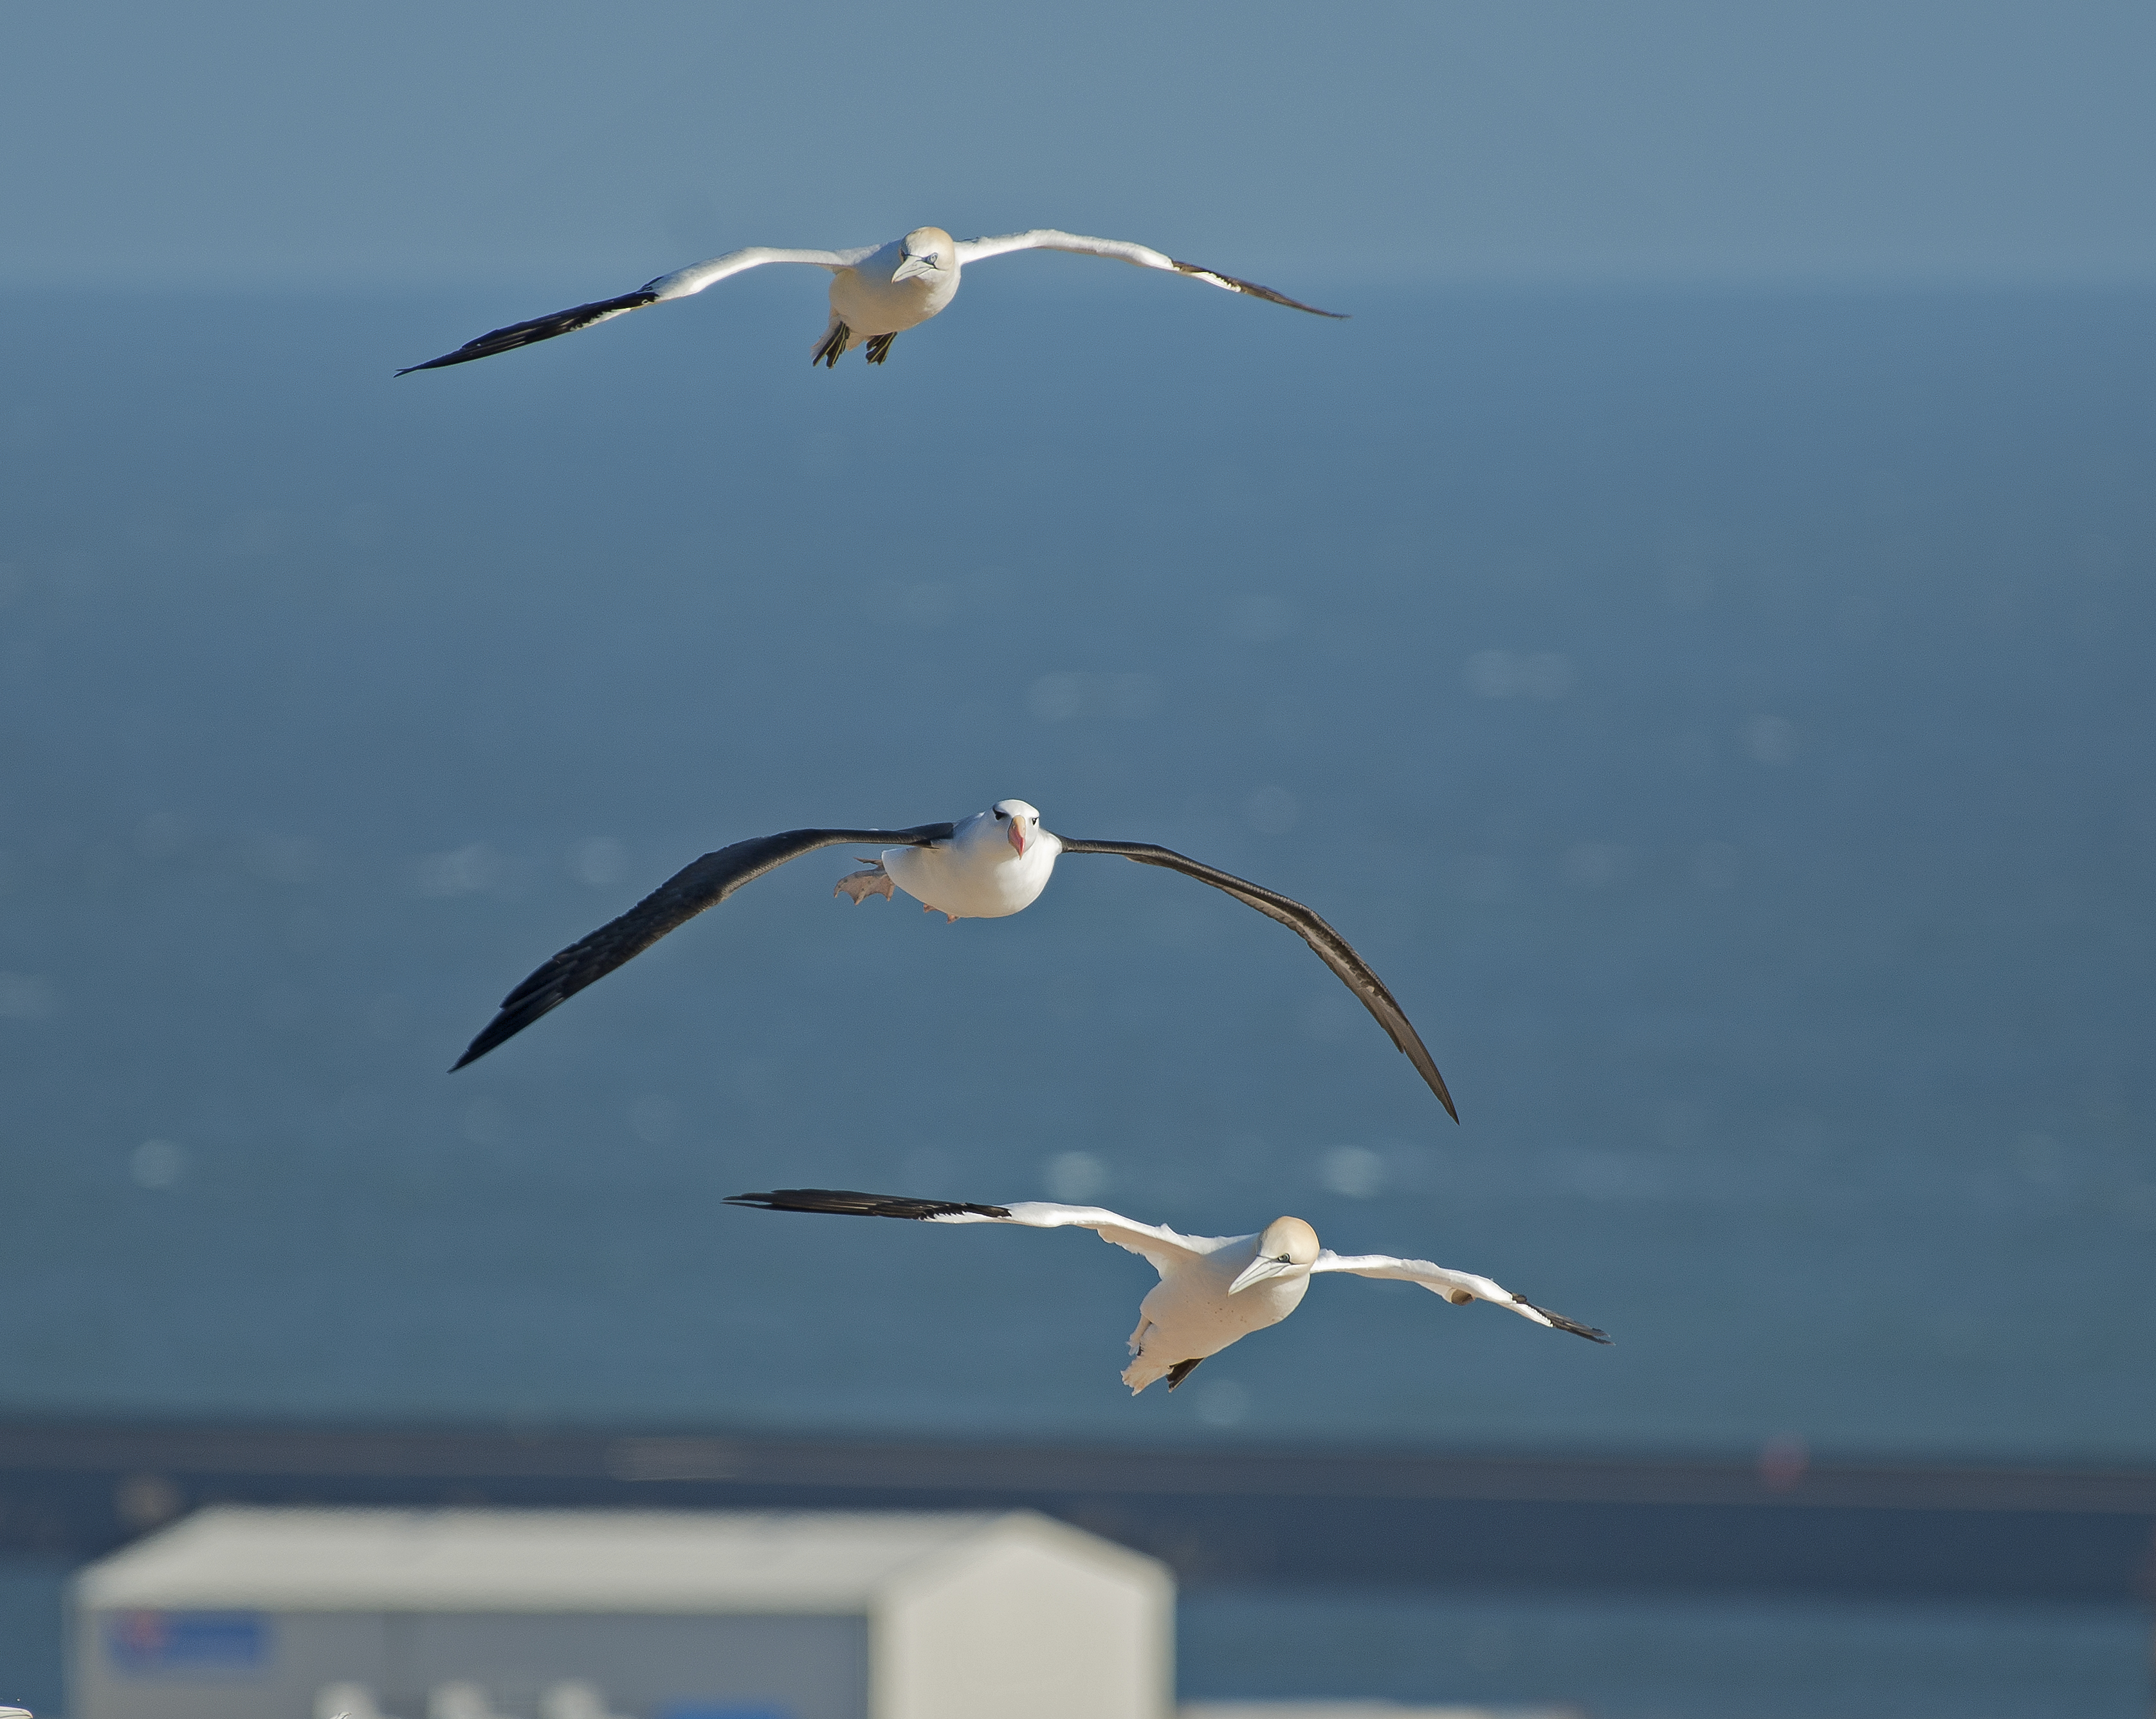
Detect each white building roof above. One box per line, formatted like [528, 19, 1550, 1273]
[75, 1506, 1091, 1614]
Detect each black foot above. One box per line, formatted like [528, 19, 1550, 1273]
[813, 321, 851, 368]
[1164, 1357, 1205, 1391]
[863, 332, 898, 365]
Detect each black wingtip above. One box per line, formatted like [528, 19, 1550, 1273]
[450, 975, 578, 1072]
[450, 1024, 505, 1072]
[1405, 1045, 1460, 1123]
[449, 1009, 530, 1072]
[1517, 1297, 1612, 1344]
[727, 1188, 1014, 1221]
[1168, 260, 1348, 318]
[395, 351, 473, 376]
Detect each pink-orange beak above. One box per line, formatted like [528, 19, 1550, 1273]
[1007, 820, 1027, 856]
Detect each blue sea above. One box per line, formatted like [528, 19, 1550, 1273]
[1, 279, 2151, 1713]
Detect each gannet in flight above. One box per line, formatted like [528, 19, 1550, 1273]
[452, 800, 1457, 1119]
[397, 226, 1344, 374]
[728, 1187, 1611, 1392]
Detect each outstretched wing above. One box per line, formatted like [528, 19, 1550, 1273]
[453, 824, 953, 1069]
[953, 230, 1346, 318]
[1313, 1251, 1611, 1343]
[1057, 838, 1456, 1121]
[726, 1188, 1233, 1277]
[397, 244, 880, 372]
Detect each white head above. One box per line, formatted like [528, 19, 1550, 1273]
[1228, 1216, 1322, 1294]
[891, 226, 956, 283]
[989, 798, 1041, 858]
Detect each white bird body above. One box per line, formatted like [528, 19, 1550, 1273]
[872, 800, 1060, 921]
[821, 230, 962, 354]
[727, 1191, 1611, 1393]
[1120, 1225, 1317, 1392]
[457, 798, 1461, 1121]
[400, 227, 1342, 374]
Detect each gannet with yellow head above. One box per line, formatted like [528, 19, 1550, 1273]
[726, 1190, 1610, 1394]
[399, 226, 1343, 374]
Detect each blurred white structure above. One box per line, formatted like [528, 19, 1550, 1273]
[538, 1683, 634, 1719]
[71, 1505, 1171, 1719]
[428, 1682, 518, 1719]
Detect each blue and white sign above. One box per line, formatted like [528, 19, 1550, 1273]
[105, 1611, 269, 1675]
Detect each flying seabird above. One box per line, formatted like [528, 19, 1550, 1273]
[727, 1187, 1611, 1392]
[397, 226, 1343, 374]
[452, 800, 1457, 1119]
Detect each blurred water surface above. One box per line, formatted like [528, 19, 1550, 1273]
[1180, 1588, 2152, 1718]
[0, 280, 2149, 1469]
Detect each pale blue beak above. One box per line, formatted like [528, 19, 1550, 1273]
[891, 253, 936, 283]
[1229, 1255, 1292, 1295]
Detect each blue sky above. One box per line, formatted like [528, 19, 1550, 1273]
[5, 1, 2155, 288]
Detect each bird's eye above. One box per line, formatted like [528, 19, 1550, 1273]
[1277, 1253, 1292, 1262]
[994, 809, 1007, 820]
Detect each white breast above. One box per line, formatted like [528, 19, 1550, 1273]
[828, 243, 961, 336]
[882, 832, 1057, 920]
[1140, 1247, 1311, 1362]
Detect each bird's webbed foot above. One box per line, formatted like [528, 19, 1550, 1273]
[834, 863, 895, 905]
[863, 331, 898, 365]
[812, 320, 852, 368]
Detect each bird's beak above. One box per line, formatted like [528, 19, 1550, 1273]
[892, 253, 935, 283]
[1229, 1256, 1289, 1295]
[1007, 820, 1027, 857]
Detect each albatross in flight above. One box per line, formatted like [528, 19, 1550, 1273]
[397, 226, 1343, 374]
[728, 1187, 1611, 1392]
[453, 800, 1457, 1119]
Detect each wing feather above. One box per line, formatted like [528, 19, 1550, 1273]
[1059, 839, 1456, 1120]
[725, 1189, 1228, 1276]
[398, 246, 873, 372]
[1315, 1251, 1611, 1343]
[953, 229, 1345, 318]
[452, 823, 953, 1068]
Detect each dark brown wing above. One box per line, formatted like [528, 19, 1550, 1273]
[452, 823, 953, 1069]
[726, 1189, 1014, 1220]
[1058, 838, 1457, 1121]
[397, 289, 662, 374]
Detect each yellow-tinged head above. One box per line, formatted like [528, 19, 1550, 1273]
[891, 226, 957, 282]
[1229, 1216, 1322, 1293]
